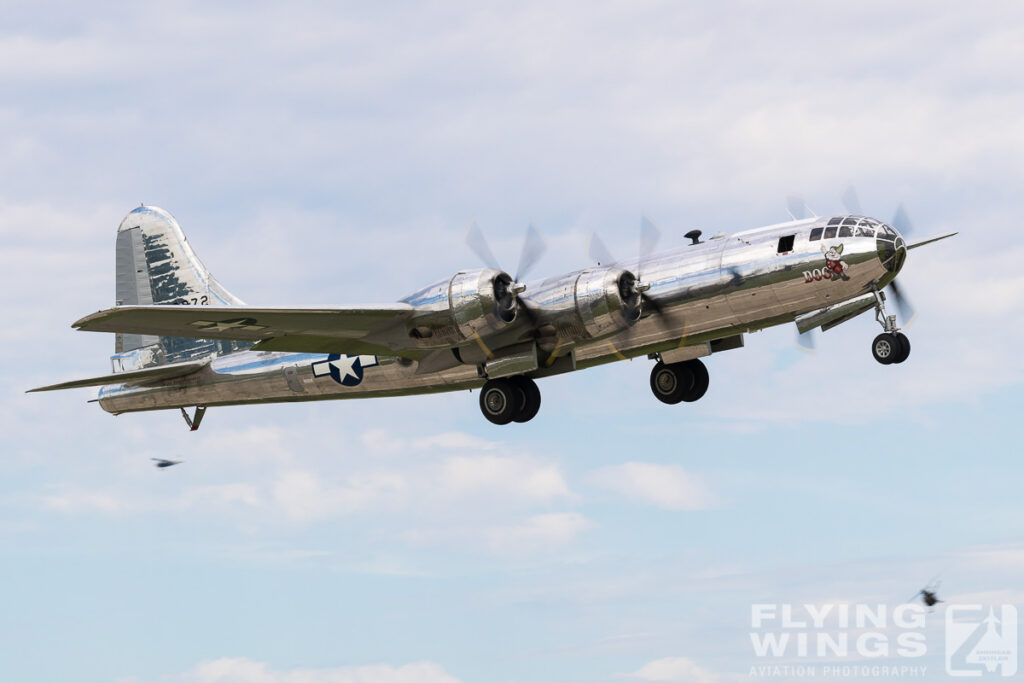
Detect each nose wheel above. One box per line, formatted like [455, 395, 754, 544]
[872, 332, 910, 364]
[650, 359, 709, 404]
[479, 376, 541, 425]
[870, 288, 911, 364]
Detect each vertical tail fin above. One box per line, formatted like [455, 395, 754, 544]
[112, 206, 251, 369]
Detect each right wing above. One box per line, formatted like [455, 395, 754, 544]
[72, 304, 419, 357]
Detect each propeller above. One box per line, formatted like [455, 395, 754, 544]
[891, 204, 913, 236]
[515, 223, 546, 284]
[796, 329, 816, 352]
[787, 196, 814, 220]
[588, 233, 615, 268]
[885, 202, 915, 324]
[888, 278, 915, 325]
[844, 187, 917, 323]
[589, 216, 683, 338]
[464, 220, 547, 321]
[841, 185, 863, 215]
[465, 220, 547, 287]
[634, 215, 661, 312]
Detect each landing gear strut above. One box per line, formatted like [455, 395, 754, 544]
[870, 288, 910, 364]
[479, 376, 541, 425]
[180, 406, 207, 431]
[650, 359, 709, 405]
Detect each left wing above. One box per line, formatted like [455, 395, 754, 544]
[72, 305, 419, 357]
[28, 359, 208, 392]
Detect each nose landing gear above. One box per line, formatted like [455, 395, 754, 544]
[870, 288, 911, 364]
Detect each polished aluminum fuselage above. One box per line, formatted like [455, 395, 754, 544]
[97, 216, 899, 414]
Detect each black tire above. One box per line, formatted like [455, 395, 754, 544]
[680, 359, 709, 402]
[872, 333, 899, 365]
[650, 361, 694, 405]
[510, 376, 542, 423]
[892, 333, 911, 364]
[479, 378, 520, 425]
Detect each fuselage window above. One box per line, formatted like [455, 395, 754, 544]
[828, 217, 842, 226]
[777, 235, 795, 253]
[824, 226, 837, 239]
[855, 227, 875, 238]
[838, 226, 853, 237]
[809, 227, 823, 241]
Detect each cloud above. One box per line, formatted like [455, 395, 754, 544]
[182, 483, 263, 509]
[180, 658, 460, 683]
[36, 485, 123, 513]
[589, 463, 717, 510]
[961, 544, 1024, 571]
[360, 429, 500, 457]
[483, 512, 593, 555]
[197, 427, 296, 466]
[265, 451, 572, 522]
[629, 656, 720, 683]
[272, 470, 408, 522]
[439, 454, 573, 501]
[11, 428, 582, 561]
[414, 432, 499, 452]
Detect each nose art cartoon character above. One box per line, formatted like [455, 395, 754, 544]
[821, 243, 850, 280]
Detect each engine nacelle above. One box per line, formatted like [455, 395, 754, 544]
[404, 268, 519, 346]
[449, 268, 517, 338]
[574, 267, 642, 338]
[524, 267, 641, 344]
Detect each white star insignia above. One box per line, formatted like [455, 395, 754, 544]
[191, 318, 267, 332]
[329, 355, 360, 382]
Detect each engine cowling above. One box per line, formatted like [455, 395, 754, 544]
[574, 268, 642, 338]
[404, 268, 520, 346]
[523, 267, 642, 345]
[449, 268, 518, 338]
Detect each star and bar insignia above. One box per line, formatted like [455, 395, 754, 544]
[311, 354, 379, 386]
[190, 317, 268, 333]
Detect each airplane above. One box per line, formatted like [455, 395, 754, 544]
[28, 197, 955, 427]
[151, 458, 183, 468]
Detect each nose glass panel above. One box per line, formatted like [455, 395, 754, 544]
[876, 224, 907, 274]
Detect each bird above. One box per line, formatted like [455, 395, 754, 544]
[151, 458, 183, 468]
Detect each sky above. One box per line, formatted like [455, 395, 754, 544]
[2, 1, 1024, 681]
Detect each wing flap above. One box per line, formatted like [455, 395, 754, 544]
[72, 305, 416, 356]
[249, 335, 418, 356]
[27, 360, 209, 392]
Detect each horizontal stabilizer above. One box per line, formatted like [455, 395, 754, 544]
[27, 360, 208, 393]
[72, 304, 417, 357]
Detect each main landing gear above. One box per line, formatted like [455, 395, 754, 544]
[479, 376, 542, 425]
[649, 358, 709, 405]
[870, 289, 911, 365]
